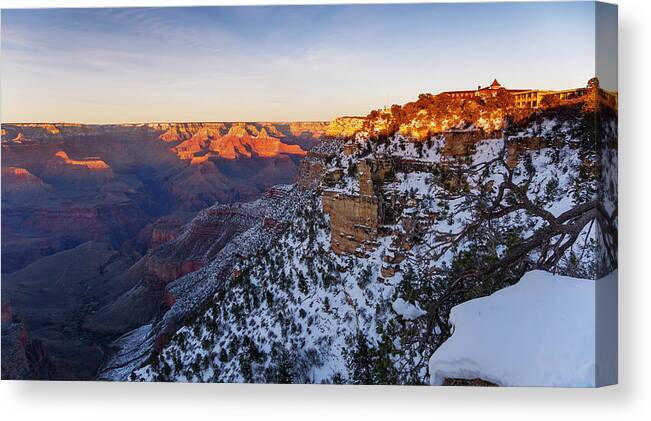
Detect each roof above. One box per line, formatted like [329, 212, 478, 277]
[477, 79, 503, 91]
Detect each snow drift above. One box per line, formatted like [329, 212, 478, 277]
[429, 270, 615, 387]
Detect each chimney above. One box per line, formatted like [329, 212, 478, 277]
[477, 85, 481, 90]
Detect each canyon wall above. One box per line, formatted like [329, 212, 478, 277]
[326, 116, 367, 138]
[1, 121, 327, 272]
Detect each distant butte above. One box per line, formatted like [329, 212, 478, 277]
[54, 150, 111, 170]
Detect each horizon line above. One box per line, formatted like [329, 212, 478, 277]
[1, 78, 608, 126]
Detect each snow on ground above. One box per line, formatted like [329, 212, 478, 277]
[386, 172, 431, 196]
[126, 107, 608, 384]
[429, 270, 610, 387]
[392, 298, 427, 320]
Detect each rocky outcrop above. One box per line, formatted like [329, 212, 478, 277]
[132, 213, 195, 251]
[142, 206, 260, 284]
[156, 123, 226, 143]
[148, 221, 184, 249]
[320, 148, 465, 260]
[360, 91, 531, 141]
[296, 156, 326, 190]
[323, 191, 380, 256]
[295, 139, 344, 190]
[1, 167, 51, 202]
[326, 116, 367, 138]
[0, 320, 49, 380]
[322, 159, 395, 255]
[506, 136, 546, 168]
[286, 121, 328, 138]
[441, 130, 502, 157]
[54, 150, 111, 170]
[2, 166, 36, 179]
[174, 124, 307, 161]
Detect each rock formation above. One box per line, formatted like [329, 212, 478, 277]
[1, 121, 325, 272]
[54, 150, 111, 170]
[1, 84, 617, 383]
[326, 116, 367, 138]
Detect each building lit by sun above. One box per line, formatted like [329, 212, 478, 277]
[442, 78, 616, 109]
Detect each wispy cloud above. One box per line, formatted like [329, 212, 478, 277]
[87, 7, 236, 55]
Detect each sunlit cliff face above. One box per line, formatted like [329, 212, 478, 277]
[173, 125, 308, 163]
[54, 150, 111, 170]
[0, 120, 329, 275]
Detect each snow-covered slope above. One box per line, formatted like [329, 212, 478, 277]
[428, 270, 616, 387]
[122, 97, 616, 386]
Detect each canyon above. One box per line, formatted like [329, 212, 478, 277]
[122, 84, 615, 384]
[0, 119, 350, 379]
[1, 121, 329, 273]
[1, 80, 617, 382]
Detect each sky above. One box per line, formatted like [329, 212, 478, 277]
[0, 2, 612, 123]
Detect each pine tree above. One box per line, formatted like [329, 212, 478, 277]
[274, 348, 294, 384]
[347, 334, 375, 384]
[297, 271, 309, 295]
[357, 264, 373, 289]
